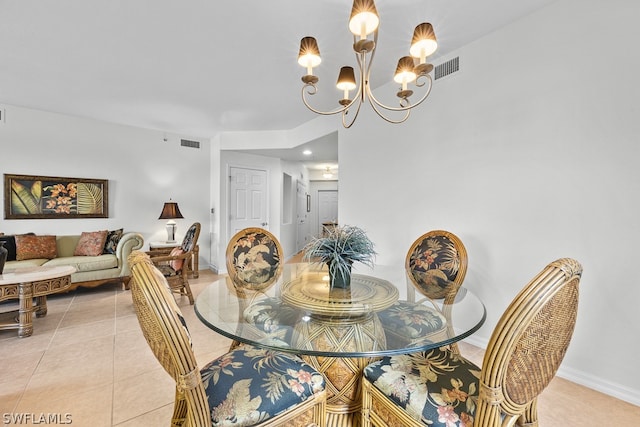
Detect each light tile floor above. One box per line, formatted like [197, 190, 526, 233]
[1, 271, 638, 426]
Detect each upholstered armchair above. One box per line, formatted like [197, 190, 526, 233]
[148, 222, 200, 304]
[362, 258, 583, 427]
[378, 230, 468, 352]
[128, 251, 327, 427]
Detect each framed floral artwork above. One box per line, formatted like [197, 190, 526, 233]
[4, 174, 108, 219]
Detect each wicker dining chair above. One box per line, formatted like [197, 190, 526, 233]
[362, 258, 583, 427]
[378, 230, 468, 352]
[128, 251, 327, 427]
[225, 227, 297, 350]
[148, 222, 200, 304]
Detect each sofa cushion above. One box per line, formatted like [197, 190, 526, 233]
[74, 230, 108, 256]
[44, 254, 118, 272]
[0, 235, 17, 261]
[103, 228, 123, 254]
[5, 258, 48, 269]
[15, 235, 58, 260]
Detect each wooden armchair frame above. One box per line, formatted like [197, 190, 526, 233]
[148, 222, 200, 304]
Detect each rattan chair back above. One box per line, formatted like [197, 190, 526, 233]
[475, 257, 583, 425]
[128, 250, 210, 426]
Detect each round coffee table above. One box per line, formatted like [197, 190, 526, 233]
[0, 265, 75, 337]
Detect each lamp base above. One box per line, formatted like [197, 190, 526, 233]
[166, 221, 177, 244]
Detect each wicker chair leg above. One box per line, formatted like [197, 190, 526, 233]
[171, 390, 189, 426]
[517, 398, 539, 427]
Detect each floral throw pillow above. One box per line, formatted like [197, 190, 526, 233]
[74, 230, 108, 256]
[15, 235, 58, 260]
[103, 228, 123, 254]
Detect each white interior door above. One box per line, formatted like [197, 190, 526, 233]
[318, 190, 338, 235]
[229, 167, 268, 235]
[296, 181, 309, 251]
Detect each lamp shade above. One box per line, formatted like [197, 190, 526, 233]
[298, 36, 322, 68]
[336, 66, 357, 90]
[158, 201, 184, 220]
[409, 22, 438, 60]
[349, 0, 379, 38]
[393, 56, 417, 84]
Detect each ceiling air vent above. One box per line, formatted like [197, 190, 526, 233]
[180, 139, 200, 149]
[435, 56, 459, 80]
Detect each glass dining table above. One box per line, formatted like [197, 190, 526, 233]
[195, 262, 486, 426]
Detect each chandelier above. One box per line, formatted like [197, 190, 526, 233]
[297, 0, 438, 128]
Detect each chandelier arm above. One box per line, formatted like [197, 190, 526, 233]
[301, 83, 353, 116]
[342, 96, 364, 128]
[367, 74, 433, 113]
[366, 86, 412, 124]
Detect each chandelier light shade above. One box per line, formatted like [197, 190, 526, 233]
[158, 200, 184, 243]
[298, 36, 322, 79]
[349, 0, 379, 38]
[298, 0, 438, 128]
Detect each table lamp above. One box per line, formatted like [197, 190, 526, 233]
[158, 200, 184, 243]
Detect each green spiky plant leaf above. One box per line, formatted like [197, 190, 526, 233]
[303, 225, 376, 288]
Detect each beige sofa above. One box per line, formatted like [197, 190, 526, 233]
[4, 232, 144, 290]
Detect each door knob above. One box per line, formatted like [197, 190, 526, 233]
[261, 222, 268, 226]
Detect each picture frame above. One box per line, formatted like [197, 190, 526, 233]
[4, 174, 108, 219]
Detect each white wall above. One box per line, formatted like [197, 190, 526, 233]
[338, 0, 640, 404]
[0, 105, 212, 267]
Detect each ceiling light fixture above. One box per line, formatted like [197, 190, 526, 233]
[323, 167, 333, 179]
[297, 0, 437, 128]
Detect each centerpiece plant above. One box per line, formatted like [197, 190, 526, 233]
[303, 225, 376, 289]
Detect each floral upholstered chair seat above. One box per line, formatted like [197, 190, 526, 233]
[243, 297, 298, 346]
[363, 349, 480, 426]
[202, 345, 325, 426]
[378, 302, 448, 348]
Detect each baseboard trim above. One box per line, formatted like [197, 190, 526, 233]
[460, 335, 640, 407]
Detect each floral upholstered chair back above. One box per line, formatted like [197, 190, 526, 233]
[226, 228, 283, 290]
[180, 222, 200, 253]
[405, 230, 468, 300]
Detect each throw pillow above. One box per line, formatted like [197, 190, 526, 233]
[0, 235, 18, 261]
[103, 228, 124, 254]
[74, 230, 108, 256]
[169, 247, 185, 271]
[15, 235, 58, 260]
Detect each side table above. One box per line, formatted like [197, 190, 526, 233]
[148, 242, 199, 278]
[0, 265, 75, 337]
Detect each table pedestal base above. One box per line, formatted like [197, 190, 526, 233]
[293, 313, 387, 427]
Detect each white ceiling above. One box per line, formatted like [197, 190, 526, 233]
[0, 0, 557, 168]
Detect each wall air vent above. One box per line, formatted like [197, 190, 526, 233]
[435, 56, 459, 80]
[180, 139, 200, 149]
